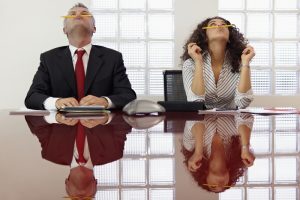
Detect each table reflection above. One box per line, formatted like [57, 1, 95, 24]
[182, 113, 255, 193]
[25, 113, 131, 199]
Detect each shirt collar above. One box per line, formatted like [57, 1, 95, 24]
[69, 43, 92, 57]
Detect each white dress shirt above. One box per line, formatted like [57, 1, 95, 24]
[43, 43, 113, 110]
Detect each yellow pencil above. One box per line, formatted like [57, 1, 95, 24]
[202, 24, 234, 29]
[61, 14, 93, 18]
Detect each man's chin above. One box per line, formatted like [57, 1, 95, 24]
[68, 25, 93, 37]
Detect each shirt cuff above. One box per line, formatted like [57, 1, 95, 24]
[43, 97, 59, 111]
[103, 96, 115, 109]
[43, 112, 58, 124]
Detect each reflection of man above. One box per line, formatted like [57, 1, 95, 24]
[25, 3, 136, 110]
[25, 113, 131, 199]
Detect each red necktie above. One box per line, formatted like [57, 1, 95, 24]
[75, 50, 85, 100]
[76, 123, 87, 164]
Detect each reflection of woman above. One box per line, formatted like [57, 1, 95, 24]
[182, 114, 255, 193]
[181, 16, 255, 109]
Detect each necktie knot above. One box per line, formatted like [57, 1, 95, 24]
[76, 49, 85, 58]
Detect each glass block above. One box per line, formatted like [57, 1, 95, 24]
[120, 14, 145, 39]
[247, 188, 271, 200]
[246, 0, 271, 10]
[94, 160, 119, 186]
[275, 0, 298, 10]
[250, 132, 271, 154]
[94, 41, 118, 51]
[122, 189, 147, 200]
[275, 42, 298, 66]
[251, 69, 271, 95]
[275, 132, 298, 153]
[120, 42, 146, 68]
[249, 41, 272, 67]
[275, 187, 298, 200]
[121, 159, 146, 185]
[127, 69, 145, 95]
[94, 14, 118, 38]
[220, 188, 244, 200]
[149, 69, 164, 95]
[120, 0, 146, 10]
[275, 70, 297, 95]
[149, 158, 175, 185]
[253, 116, 272, 131]
[150, 188, 174, 200]
[248, 158, 271, 183]
[124, 132, 147, 155]
[247, 13, 271, 38]
[275, 157, 298, 183]
[96, 189, 119, 200]
[148, 122, 164, 132]
[92, 0, 118, 10]
[275, 14, 298, 38]
[219, 13, 245, 34]
[149, 133, 174, 155]
[219, 0, 244, 10]
[148, 0, 173, 10]
[149, 14, 174, 39]
[148, 42, 174, 68]
[275, 115, 298, 131]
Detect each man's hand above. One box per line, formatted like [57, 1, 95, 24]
[55, 113, 79, 126]
[79, 95, 109, 108]
[55, 97, 79, 109]
[80, 114, 110, 128]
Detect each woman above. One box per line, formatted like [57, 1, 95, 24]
[182, 16, 255, 109]
[182, 113, 255, 193]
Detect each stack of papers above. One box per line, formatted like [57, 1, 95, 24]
[198, 107, 300, 115]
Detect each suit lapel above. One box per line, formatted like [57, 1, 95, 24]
[57, 48, 77, 95]
[85, 46, 104, 94]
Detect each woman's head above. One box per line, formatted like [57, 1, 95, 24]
[181, 16, 248, 73]
[182, 135, 247, 193]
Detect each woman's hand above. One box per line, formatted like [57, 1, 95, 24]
[241, 147, 255, 167]
[188, 152, 203, 172]
[188, 43, 203, 64]
[241, 45, 255, 67]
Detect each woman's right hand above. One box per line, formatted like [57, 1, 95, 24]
[187, 42, 203, 63]
[188, 152, 203, 172]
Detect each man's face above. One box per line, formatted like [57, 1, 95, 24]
[63, 7, 96, 37]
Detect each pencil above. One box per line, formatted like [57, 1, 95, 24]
[202, 24, 234, 29]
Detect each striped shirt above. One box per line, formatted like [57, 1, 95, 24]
[182, 53, 253, 109]
[183, 114, 254, 158]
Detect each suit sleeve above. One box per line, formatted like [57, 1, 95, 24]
[25, 54, 51, 110]
[108, 53, 136, 108]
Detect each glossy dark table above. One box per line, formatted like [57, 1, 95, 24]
[0, 110, 299, 200]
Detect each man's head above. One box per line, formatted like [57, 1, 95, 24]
[63, 3, 96, 39]
[65, 166, 97, 199]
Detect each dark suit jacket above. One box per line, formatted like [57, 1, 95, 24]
[25, 45, 136, 110]
[25, 114, 131, 166]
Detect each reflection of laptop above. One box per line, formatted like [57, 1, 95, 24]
[157, 101, 205, 112]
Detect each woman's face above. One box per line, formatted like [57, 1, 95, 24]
[205, 18, 230, 44]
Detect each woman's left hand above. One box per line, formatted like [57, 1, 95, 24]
[241, 148, 255, 167]
[241, 45, 255, 67]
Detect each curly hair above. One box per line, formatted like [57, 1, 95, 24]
[181, 135, 246, 193]
[181, 16, 248, 73]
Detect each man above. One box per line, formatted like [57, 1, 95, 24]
[25, 3, 136, 110]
